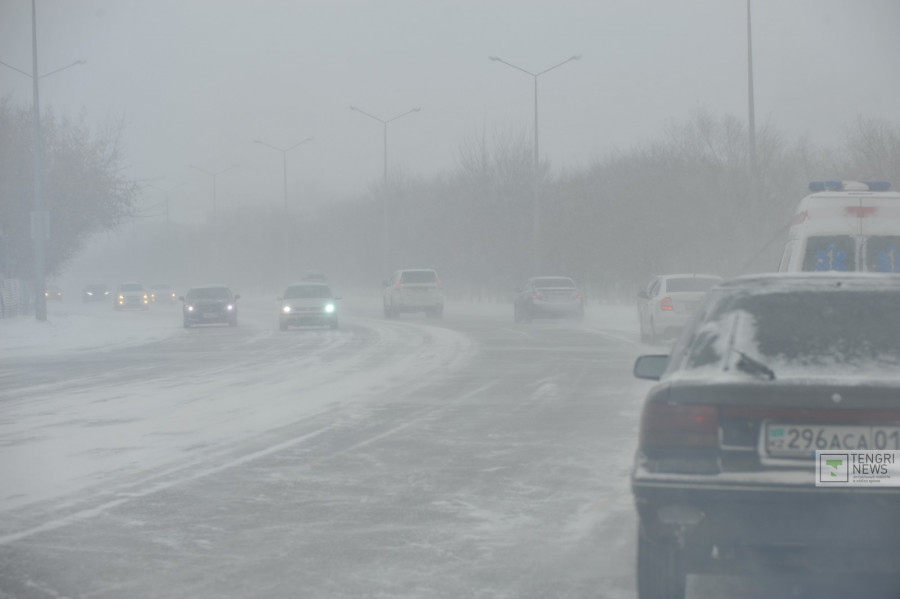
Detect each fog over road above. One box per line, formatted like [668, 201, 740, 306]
[0, 300, 892, 598]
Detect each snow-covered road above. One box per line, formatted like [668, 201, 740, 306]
[0, 300, 876, 598]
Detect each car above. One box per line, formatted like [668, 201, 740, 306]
[631, 273, 900, 598]
[382, 269, 443, 318]
[513, 276, 584, 323]
[44, 285, 63, 301]
[779, 180, 900, 273]
[301, 270, 328, 283]
[637, 274, 722, 342]
[149, 284, 177, 303]
[181, 285, 239, 327]
[278, 282, 340, 330]
[82, 283, 110, 303]
[114, 282, 149, 310]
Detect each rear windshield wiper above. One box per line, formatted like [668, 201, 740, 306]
[734, 350, 776, 381]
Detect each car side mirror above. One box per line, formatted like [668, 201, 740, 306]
[178, 296, 185, 302]
[633, 355, 669, 380]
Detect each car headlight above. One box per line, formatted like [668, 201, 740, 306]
[118, 294, 124, 300]
[86, 291, 93, 296]
[226, 304, 234, 311]
[324, 303, 335, 313]
[282, 305, 292, 313]
[187, 305, 194, 312]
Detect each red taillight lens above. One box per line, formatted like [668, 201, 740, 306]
[437, 280, 442, 288]
[660, 296, 673, 311]
[640, 403, 719, 448]
[532, 294, 538, 300]
[396, 280, 402, 287]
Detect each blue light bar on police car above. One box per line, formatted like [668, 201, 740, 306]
[808, 181, 891, 193]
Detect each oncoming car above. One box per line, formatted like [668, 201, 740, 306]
[181, 286, 239, 328]
[637, 274, 722, 342]
[150, 284, 177, 303]
[382, 269, 443, 318]
[631, 273, 900, 598]
[278, 282, 340, 330]
[513, 276, 584, 323]
[114, 282, 148, 310]
[82, 283, 110, 303]
[44, 285, 63, 301]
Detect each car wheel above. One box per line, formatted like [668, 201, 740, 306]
[649, 319, 659, 343]
[575, 304, 585, 322]
[637, 529, 686, 599]
[513, 303, 521, 323]
[524, 304, 533, 323]
[183, 319, 191, 329]
[383, 301, 392, 318]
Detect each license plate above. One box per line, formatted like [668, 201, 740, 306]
[765, 423, 900, 459]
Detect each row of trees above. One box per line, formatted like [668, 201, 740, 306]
[3, 94, 898, 303]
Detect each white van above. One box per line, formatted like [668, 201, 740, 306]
[779, 181, 900, 272]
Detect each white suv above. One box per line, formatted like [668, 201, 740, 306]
[383, 269, 444, 318]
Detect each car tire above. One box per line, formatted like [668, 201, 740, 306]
[183, 319, 191, 329]
[637, 529, 686, 599]
[524, 304, 533, 324]
[575, 304, 585, 322]
[383, 302, 392, 318]
[649, 319, 659, 343]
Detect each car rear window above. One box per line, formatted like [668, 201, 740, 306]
[683, 289, 900, 375]
[285, 285, 332, 299]
[665, 277, 720, 293]
[534, 277, 575, 289]
[865, 236, 900, 273]
[401, 271, 438, 283]
[120, 283, 143, 292]
[803, 235, 856, 271]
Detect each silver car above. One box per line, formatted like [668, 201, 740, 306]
[382, 269, 444, 319]
[637, 274, 722, 342]
[279, 282, 340, 330]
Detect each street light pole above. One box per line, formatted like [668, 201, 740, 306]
[489, 54, 580, 273]
[189, 164, 237, 222]
[349, 105, 421, 272]
[0, 0, 84, 322]
[253, 138, 313, 281]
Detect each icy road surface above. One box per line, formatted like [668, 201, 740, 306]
[0, 298, 888, 598]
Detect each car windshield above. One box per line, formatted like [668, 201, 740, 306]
[120, 283, 142, 292]
[400, 270, 437, 283]
[682, 289, 900, 378]
[665, 277, 720, 292]
[284, 285, 332, 299]
[187, 287, 231, 300]
[534, 277, 575, 288]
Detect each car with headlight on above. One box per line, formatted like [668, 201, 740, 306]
[82, 283, 110, 303]
[382, 268, 443, 318]
[631, 273, 900, 598]
[150, 284, 177, 303]
[513, 276, 583, 323]
[278, 282, 340, 330]
[114, 282, 149, 310]
[637, 273, 722, 342]
[44, 285, 63, 301]
[180, 285, 238, 328]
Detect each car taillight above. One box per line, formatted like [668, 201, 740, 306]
[396, 280, 402, 287]
[532, 294, 538, 300]
[660, 296, 673, 311]
[640, 403, 718, 448]
[437, 280, 442, 287]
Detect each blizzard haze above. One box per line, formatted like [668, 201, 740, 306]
[2, 0, 899, 224]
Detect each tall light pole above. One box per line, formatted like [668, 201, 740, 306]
[349, 105, 421, 273]
[747, 0, 759, 203]
[0, 2, 84, 321]
[189, 164, 237, 222]
[489, 54, 580, 273]
[253, 138, 313, 281]
[148, 182, 185, 239]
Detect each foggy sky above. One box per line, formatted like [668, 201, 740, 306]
[2, 0, 900, 225]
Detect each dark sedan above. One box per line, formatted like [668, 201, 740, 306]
[180, 285, 239, 328]
[631, 273, 900, 598]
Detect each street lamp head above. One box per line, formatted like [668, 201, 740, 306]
[571, 54, 582, 61]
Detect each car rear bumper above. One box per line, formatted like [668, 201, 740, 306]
[530, 299, 582, 316]
[633, 470, 900, 573]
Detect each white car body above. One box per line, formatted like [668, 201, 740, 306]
[383, 269, 444, 318]
[778, 181, 900, 273]
[114, 282, 149, 310]
[279, 283, 339, 330]
[637, 274, 722, 342]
